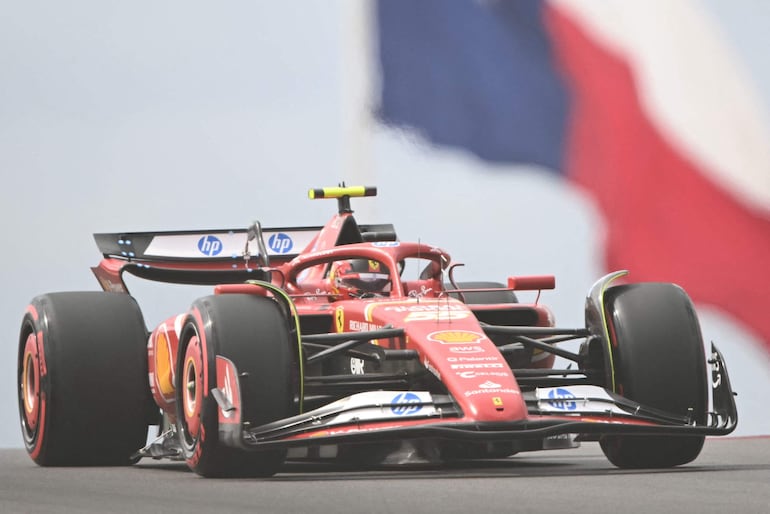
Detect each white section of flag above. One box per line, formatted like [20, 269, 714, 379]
[552, 0, 770, 212]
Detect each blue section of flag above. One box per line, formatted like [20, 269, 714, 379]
[376, 0, 569, 171]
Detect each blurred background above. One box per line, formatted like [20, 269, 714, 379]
[1, 0, 768, 448]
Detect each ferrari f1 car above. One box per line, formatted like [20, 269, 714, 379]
[18, 186, 737, 477]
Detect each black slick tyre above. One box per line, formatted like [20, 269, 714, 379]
[599, 283, 707, 468]
[176, 294, 299, 478]
[18, 292, 153, 466]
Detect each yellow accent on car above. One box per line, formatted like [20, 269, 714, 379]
[335, 307, 344, 333]
[245, 280, 305, 413]
[308, 186, 377, 199]
[155, 330, 175, 397]
[597, 270, 629, 391]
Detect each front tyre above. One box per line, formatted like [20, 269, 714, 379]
[599, 283, 707, 468]
[176, 294, 299, 477]
[18, 292, 152, 466]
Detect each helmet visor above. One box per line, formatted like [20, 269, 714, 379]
[340, 272, 390, 293]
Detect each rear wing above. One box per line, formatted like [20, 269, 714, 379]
[91, 222, 397, 292]
[94, 226, 322, 263]
[94, 222, 397, 263]
[92, 226, 323, 293]
[92, 185, 396, 292]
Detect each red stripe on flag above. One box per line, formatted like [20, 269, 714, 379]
[545, 6, 770, 352]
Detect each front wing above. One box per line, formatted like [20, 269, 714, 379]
[216, 344, 737, 451]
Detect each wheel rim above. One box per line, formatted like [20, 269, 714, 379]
[182, 335, 203, 444]
[20, 332, 41, 439]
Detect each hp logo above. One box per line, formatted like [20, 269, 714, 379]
[197, 235, 223, 256]
[547, 388, 577, 411]
[390, 392, 422, 416]
[268, 233, 293, 254]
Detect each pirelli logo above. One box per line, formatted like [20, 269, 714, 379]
[450, 363, 504, 369]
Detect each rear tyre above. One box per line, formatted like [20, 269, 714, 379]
[176, 294, 299, 478]
[599, 283, 707, 468]
[18, 292, 152, 466]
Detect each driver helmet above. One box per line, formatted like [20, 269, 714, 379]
[329, 259, 390, 298]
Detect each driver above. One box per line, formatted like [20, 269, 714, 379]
[329, 259, 391, 298]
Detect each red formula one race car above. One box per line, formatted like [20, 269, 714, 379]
[18, 186, 737, 477]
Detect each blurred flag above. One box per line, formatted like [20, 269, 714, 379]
[375, 0, 770, 352]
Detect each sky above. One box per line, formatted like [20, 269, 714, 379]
[1, 1, 767, 449]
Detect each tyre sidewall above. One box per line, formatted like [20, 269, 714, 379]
[601, 283, 707, 468]
[176, 294, 297, 477]
[18, 292, 151, 466]
[607, 283, 707, 420]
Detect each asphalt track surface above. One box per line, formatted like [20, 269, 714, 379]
[1, 437, 768, 514]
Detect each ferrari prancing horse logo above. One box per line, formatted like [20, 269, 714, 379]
[335, 307, 344, 333]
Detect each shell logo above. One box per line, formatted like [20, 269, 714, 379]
[428, 330, 484, 344]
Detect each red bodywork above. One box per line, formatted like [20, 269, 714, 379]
[96, 206, 558, 433]
[89, 190, 736, 453]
